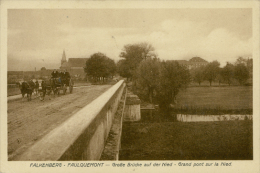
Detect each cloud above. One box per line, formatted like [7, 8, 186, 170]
[129, 19, 252, 66]
[8, 16, 252, 70]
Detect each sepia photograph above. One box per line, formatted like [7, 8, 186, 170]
[1, 1, 259, 173]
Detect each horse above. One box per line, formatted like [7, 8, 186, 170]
[40, 78, 62, 99]
[34, 81, 39, 95]
[52, 77, 64, 95]
[38, 81, 47, 101]
[28, 80, 36, 95]
[19, 82, 34, 101]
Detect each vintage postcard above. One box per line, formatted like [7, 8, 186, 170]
[1, 1, 259, 173]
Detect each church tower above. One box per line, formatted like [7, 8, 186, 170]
[61, 50, 67, 65]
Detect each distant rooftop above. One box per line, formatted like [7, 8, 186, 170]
[189, 57, 208, 62]
[68, 58, 88, 67]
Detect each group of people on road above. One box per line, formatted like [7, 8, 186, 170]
[17, 69, 72, 101]
[51, 69, 70, 79]
[17, 69, 71, 96]
[51, 69, 71, 85]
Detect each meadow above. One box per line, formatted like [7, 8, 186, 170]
[174, 86, 253, 114]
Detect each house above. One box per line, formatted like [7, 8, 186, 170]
[60, 50, 88, 79]
[175, 57, 208, 69]
[188, 57, 208, 68]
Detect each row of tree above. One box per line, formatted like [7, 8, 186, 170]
[192, 57, 252, 86]
[136, 58, 191, 108]
[83, 43, 190, 108]
[117, 43, 191, 108]
[83, 42, 252, 108]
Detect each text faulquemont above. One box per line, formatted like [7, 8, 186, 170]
[30, 163, 104, 167]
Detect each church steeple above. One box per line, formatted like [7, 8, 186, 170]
[61, 50, 67, 65]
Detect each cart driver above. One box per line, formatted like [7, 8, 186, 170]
[63, 69, 71, 86]
[51, 69, 59, 78]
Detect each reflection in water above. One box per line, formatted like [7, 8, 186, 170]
[177, 114, 253, 122]
[140, 109, 177, 122]
[141, 110, 252, 123]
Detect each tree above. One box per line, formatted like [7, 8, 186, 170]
[117, 59, 132, 81]
[155, 61, 191, 109]
[191, 66, 205, 85]
[203, 61, 220, 86]
[119, 42, 155, 80]
[41, 67, 46, 71]
[235, 57, 248, 66]
[234, 57, 252, 84]
[234, 63, 249, 85]
[136, 57, 160, 103]
[247, 58, 253, 79]
[221, 62, 235, 86]
[106, 58, 117, 78]
[216, 71, 224, 86]
[84, 52, 116, 83]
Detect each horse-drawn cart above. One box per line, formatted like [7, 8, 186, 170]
[69, 78, 74, 93]
[38, 78, 74, 101]
[56, 78, 74, 95]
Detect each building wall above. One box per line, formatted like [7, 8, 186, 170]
[69, 68, 86, 79]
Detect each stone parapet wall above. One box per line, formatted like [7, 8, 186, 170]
[100, 88, 127, 160]
[16, 80, 125, 161]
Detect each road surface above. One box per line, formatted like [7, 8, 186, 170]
[8, 85, 112, 160]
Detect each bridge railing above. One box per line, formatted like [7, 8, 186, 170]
[17, 80, 126, 161]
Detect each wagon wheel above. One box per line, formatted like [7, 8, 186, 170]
[56, 87, 60, 96]
[69, 79, 73, 93]
[39, 91, 44, 101]
[63, 84, 67, 95]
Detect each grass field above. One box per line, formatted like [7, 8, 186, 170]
[120, 121, 253, 160]
[175, 86, 252, 112]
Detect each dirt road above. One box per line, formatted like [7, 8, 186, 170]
[8, 85, 112, 160]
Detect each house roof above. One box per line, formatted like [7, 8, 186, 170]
[68, 58, 88, 67]
[189, 57, 208, 63]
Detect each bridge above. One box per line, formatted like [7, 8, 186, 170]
[12, 80, 140, 161]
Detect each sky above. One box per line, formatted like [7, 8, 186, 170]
[8, 9, 252, 71]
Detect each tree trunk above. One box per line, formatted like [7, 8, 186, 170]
[149, 87, 153, 103]
[133, 79, 137, 92]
